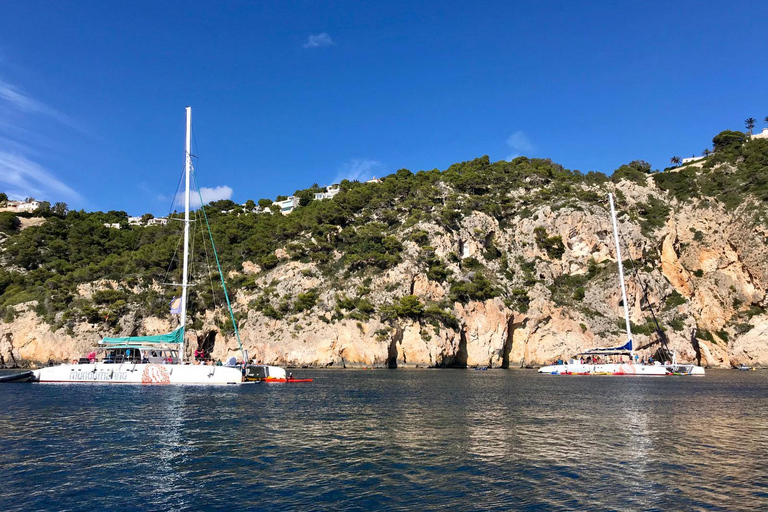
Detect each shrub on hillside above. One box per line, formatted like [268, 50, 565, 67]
[449, 273, 499, 303]
[534, 227, 565, 259]
[294, 289, 319, 312]
[0, 212, 21, 233]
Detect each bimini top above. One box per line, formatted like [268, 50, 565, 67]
[100, 326, 184, 346]
[576, 339, 633, 356]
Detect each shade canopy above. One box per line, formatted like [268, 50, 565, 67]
[101, 327, 184, 345]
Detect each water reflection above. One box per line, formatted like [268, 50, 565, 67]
[1, 370, 767, 511]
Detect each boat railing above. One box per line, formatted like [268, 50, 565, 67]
[72, 351, 180, 365]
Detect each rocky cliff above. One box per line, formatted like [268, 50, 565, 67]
[2, 138, 767, 369]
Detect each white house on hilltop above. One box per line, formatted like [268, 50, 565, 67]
[1, 199, 40, 213]
[275, 196, 299, 215]
[126, 216, 167, 227]
[313, 185, 340, 201]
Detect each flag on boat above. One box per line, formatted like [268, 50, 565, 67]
[170, 296, 182, 315]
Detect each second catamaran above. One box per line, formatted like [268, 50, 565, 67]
[538, 193, 705, 376]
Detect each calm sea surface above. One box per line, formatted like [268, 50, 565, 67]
[1, 369, 767, 511]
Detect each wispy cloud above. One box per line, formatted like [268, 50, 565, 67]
[0, 77, 84, 203]
[0, 79, 78, 129]
[303, 33, 335, 48]
[0, 151, 82, 201]
[333, 159, 383, 184]
[174, 185, 233, 209]
[505, 130, 534, 161]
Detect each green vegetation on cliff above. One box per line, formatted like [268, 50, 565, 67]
[1, 128, 766, 337]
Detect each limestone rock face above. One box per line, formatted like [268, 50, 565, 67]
[3, 180, 767, 369]
[0, 304, 97, 367]
[454, 299, 509, 367]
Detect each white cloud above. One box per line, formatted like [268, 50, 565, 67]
[333, 158, 383, 184]
[200, 185, 233, 204]
[174, 185, 233, 209]
[0, 150, 82, 201]
[303, 33, 334, 48]
[505, 130, 534, 161]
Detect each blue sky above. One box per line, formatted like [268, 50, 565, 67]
[0, 0, 766, 215]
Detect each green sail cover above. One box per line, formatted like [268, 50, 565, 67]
[101, 326, 184, 345]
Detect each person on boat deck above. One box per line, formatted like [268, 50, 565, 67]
[87, 351, 96, 363]
[288, 372, 293, 381]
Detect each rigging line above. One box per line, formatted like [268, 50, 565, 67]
[192, 169, 246, 362]
[196, 177, 222, 313]
[188, 140, 220, 313]
[191, 125, 199, 161]
[191, 208, 206, 310]
[196, 200, 220, 313]
[161, 235, 184, 288]
[613, 192, 672, 355]
[165, 163, 188, 220]
[190, 210, 198, 290]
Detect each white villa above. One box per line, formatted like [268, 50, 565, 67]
[313, 185, 340, 201]
[126, 216, 167, 227]
[682, 155, 707, 164]
[680, 127, 768, 166]
[1, 199, 40, 213]
[275, 196, 299, 215]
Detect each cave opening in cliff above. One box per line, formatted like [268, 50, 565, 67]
[197, 330, 217, 360]
[501, 316, 514, 369]
[448, 327, 469, 368]
[388, 327, 401, 369]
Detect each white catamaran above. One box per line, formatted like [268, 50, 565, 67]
[538, 193, 705, 376]
[32, 108, 249, 384]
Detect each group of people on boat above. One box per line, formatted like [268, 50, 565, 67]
[193, 348, 212, 362]
[549, 354, 661, 366]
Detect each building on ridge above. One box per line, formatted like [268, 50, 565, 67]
[275, 196, 299, 214]
[313, 185, 340, 201]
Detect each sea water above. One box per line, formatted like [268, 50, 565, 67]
[1, 369, 766, 511]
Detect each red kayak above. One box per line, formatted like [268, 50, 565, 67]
[263, 377, 313, 383]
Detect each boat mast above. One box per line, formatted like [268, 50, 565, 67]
[179, 107, 192, 364]
[609, 193, 633, 358]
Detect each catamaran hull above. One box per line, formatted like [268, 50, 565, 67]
[31, 363, 243, 385]
[538, 363, 705, 376]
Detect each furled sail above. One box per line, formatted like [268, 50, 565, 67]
[579, 339, 633, 355]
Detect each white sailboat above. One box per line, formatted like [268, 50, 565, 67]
[31, 108, 246, 384]
[538, 193, 705, 376]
